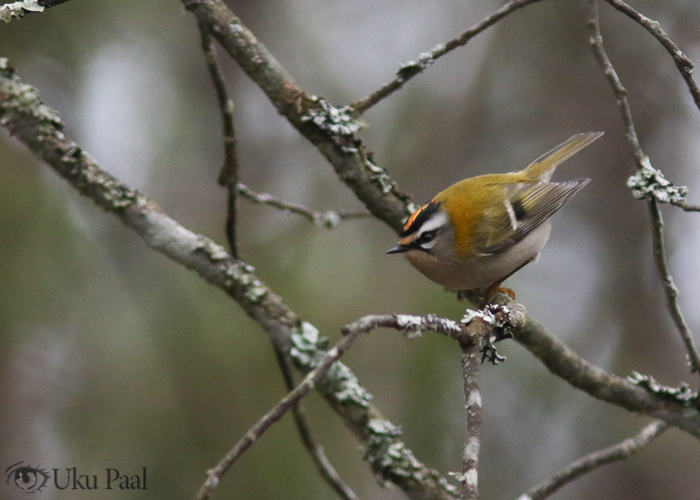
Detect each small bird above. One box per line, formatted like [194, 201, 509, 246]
[387, 132, 603, 295]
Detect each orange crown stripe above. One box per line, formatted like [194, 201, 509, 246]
[404, 203, 428, 230]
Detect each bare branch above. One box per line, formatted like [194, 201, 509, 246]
[238, 183, 370, 229]
[518, 420, 668, 500]
[0, 60, 459, 500]
[648, 199, 700, 373]
[588, 2, 644, 165]
[602, 0, 700, 111]
[36, 0, 71, 6]
[489, 294, 700, 438]
[349, 0, 548, 116]
[273, 347, 358, 500]
[676, 201, 700, 212]
[181, 0, 413, 233]
[194, 324, 366, 500]
[197, 19, 241, 258]
[588, 1, 700, 375]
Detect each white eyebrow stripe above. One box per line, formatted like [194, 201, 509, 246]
[417, 210, 449, 235]
[505, 199, 518, 231]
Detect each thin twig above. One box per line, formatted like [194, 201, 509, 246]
[349, 0, 547, 116]
[182, 0, 413, 233]
[518, 420, 668, 500]
[273, 347, 358, 500]
[588, 0, 700, 376]
[194, 325, 368, 500]
[675, 200, 700, 212]
[194, 313, 467, 500]
[0, 60, 462, 500]
[648, 199, 700, 373]
[602, 0, 700, 112]
[486, 293, 700, 438]
[197, 19, 241, 258]
[37, 0, 71, 6]
[238, 183, 370, 229]
[588, 2, 644, 164]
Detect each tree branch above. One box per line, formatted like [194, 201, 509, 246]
[458, 341, 482, 500]
[488, 293, 700, 438]
[194, 322, 367, 500]
[349, 0, 548, 116]
[0, 59, 459, 500]
[648, 198, 700, 373]
[272, 346, 358, 500]
[238, 183, 370, 229]
[36, 0, 70, 6]
[180, 0, 413, 233]
[588, 1, 700, 375]
[518, 420, 668, 500]
[602, 0, 700, 112]
[197, 18, 241, 258]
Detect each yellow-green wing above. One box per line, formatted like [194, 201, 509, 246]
[473, 179, 590, 255]
[523, 132, 603, 182]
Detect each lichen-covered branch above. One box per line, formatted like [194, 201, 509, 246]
[518, 420, 668, 500]
[194, 323, 367, 500]
[588, 2, 700, 376]
[350, 0, 548, 115]
[180, 0, 413, 233]
[602, 0, 700, 111]
[490, 294, 700, 438]
[0, 59, 458, 500]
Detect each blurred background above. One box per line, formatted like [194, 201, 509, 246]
[1, 0, 699, 498]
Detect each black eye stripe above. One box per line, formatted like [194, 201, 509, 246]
[401, 201, 442, 238]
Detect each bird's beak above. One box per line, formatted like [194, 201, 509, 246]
[386, 245, 408, 254]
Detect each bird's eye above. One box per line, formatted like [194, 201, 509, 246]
[418, 230, 436, 244]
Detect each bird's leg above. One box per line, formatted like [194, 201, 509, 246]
[485, 256, 538, 301]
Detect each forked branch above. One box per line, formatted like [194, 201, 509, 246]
[588, 0, 700, 375]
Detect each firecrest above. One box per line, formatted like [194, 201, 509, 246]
[387, 131, 603, 293]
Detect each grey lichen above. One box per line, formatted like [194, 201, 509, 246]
[80, 165, 138, 208]
[365, 418, 459, 495]
[314, 210, 341, 229]
[462, 303, 519, 364]
[364, 156, 395, 194]
[0, 0, 44, 23]
[226, 263, 268, 303]
[628, 372, 698, 406]
[396, 50, 438, 81]
[289, 322, 371, 407]
[0, 58, 62, 127]
[626, 157, 688, 204]
[395, 314, 424, 339]
[462, 304, 511, 334]
[201, 239, 231, 262]
[300, 98, 361, 153]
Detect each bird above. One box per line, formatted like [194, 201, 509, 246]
[387, 131, 603, 296]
